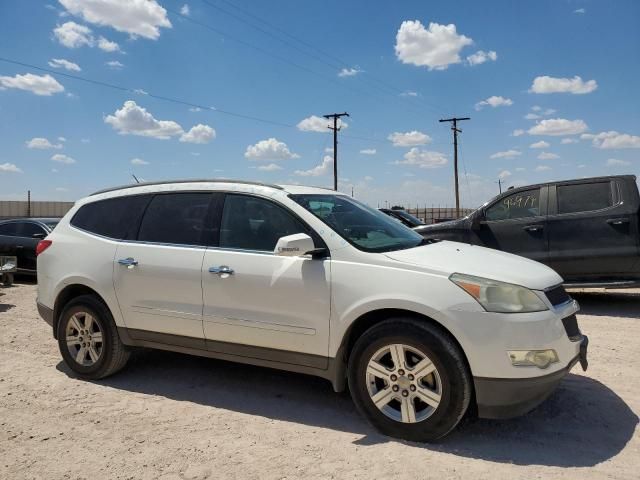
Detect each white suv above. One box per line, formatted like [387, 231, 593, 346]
[36, 180, 588, 441]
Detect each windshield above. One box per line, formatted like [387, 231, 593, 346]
[393, 210, 424, 226]
[290, 194, 424, 253]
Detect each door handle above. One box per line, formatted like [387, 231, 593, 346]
[16, 245, 24, 249]
[117, 257, 138, 268]
[209, 265, 234, 276]
[523, 225, 544, 232]
[606, 218, 629, 225]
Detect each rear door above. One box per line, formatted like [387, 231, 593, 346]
[476, 186, 549, 263]
[201, 193, 331, 364]
[15, 222, 47, 271]
[546, 179, 639, 280]
[0, 222, 19, 263]
[113, 192, 218, 342]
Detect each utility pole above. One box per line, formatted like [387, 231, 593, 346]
[497, 178, 503, 194]
[323, 112, 349, 191]
[439, 117, 470, 218]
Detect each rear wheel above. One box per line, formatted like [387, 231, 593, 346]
[348, 318, 471, 442]
[57, 295, 130, 379]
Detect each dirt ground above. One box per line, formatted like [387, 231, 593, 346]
[1, 282, 638, 480]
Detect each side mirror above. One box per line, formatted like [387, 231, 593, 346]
[471, 211, 484, 230]
[274, 233, 316, 257]
[32, 233, 46, 239]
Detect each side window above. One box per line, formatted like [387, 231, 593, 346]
[138, 193, 212, 246]
[220, 195, 307, 251]
[17, 223, 46, 238]
[71, 195, 151, 239]
[485, 189, 541, 221]
[0, 223, 18, 236]
[557, 182, 613, 214]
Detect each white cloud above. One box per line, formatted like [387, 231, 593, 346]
[466, 50, 497, 66]
[297, 115, 329, 132]
[58, 136, 67, 142]
[535, 165, 552, 171]
[179, 124, 216, 144]
[530, 141, 550, 149]
[537, 152, 560, 160]
[475, 95, 512, 110]
[395, 20, 473, 70]
[574, 8, 586, 14]
[338, 67, 363, 77]
[581, 131, 640, 149]
[257, 163, 283, 171]
[490, 149, 521, 159]
[189, 107, 202, 112]
[0, 163, 22, 173]
[529, 75, 598, 94]
[59, 0, 171, 40]
[245, 138, 299, 161]
[606, 158, 631, 167]
[26, 137, 63, 149]
[55, 187, 69, 192]
[400, 90, 419, 97]
[561, 138, 579, 144]
[53, 21, 93, 48]
[528, 118, 588, 136]
[295, 156, 333, 177]
[393, 148, 448, 168]
[105, 60, 124, 69]
[531, 105, 542, 112]
[498, 170, 512, 179]
[388, 130, 431, 147]
[0, 73, 64, 96]
[97, 36, 120, 52]
[180, 4, 190, 16]
[51, 153, 76, 164]
[525, 113, 541, 120]
[543, 108, 556, 115]
[512, 129, 525, 137]
[130, 158, 149, 165]
[360, 148, 377, 155]
[515, 167, 526, 172]
[104, 100, 184, 139]
[48, 58, 81, 71]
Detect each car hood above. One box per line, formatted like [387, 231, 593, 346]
[384, 240, 562, 290]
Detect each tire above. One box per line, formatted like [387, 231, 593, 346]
[348, 317, 471, 442]
[56, 294, 130, 379]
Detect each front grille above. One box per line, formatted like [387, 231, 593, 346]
[545, 285, 571, 306]
[562, 314, 582, 341]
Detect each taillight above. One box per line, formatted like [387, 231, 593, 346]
[36, 240, 52, 256]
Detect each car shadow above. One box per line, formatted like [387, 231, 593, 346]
[56, 350, 637, 467]
[570, 290, 640, 319]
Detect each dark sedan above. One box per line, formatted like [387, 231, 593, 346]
[379, 208, 425, 228]
[0, 218, 60, 274]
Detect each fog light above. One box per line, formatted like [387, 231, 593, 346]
[508, 350, 559, 369]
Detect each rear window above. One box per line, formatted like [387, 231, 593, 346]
[137, 193, 212, 246]
[71, 195, 151, 239]
[0, 223, 18, 236]
[557, 182, 613, 214]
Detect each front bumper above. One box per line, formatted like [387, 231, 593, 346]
[475, 335, 588, 419]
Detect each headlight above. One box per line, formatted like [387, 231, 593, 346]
[450, 273, 548, 313]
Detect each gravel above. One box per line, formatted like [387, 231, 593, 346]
[1, 282, 638, 479]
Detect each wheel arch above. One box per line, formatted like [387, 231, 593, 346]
[53, 284, 111, 339]
[331, 307, 472, 394]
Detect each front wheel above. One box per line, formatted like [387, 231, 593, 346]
[348, 318, 472, 442]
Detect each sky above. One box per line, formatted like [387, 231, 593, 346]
[0, 0, 639, 208]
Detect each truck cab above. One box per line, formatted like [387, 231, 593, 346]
[415, 175, 640, 288]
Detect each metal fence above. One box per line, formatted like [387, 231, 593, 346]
[405, 207, 475, 224]
[0, 201, 75, 219]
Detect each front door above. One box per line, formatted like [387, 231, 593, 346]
[202, 194, 331, 366]
[113, 192, 214, 341]
[546, 179, 639, 280]
[475, 186, 549, 264]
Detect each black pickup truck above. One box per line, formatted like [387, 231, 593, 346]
[415, 175, 640, 288]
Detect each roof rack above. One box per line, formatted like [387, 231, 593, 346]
[90, 179, 284, 196]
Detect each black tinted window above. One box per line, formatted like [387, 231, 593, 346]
[557, 182, 612, 214]
[0, 223, 18, 236]
[71, 195, 151, 239]
[486, 189, 540, 221]
[138, 193, 212, 246]
[17, 223, 46, 237]
[220, 195, 307, 251]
